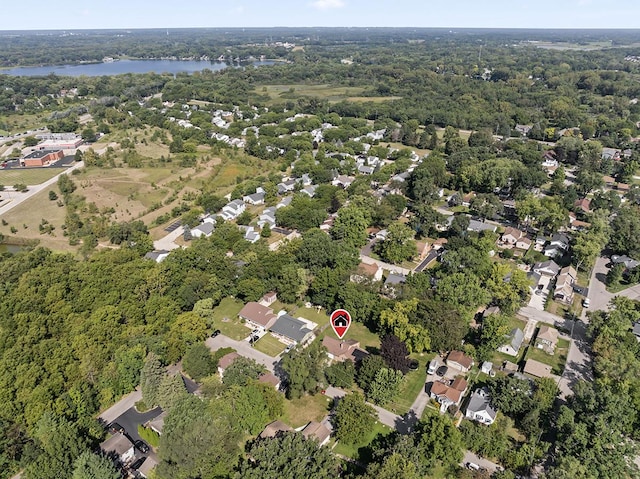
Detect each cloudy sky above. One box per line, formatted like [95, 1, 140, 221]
[4, 0, 640, 30]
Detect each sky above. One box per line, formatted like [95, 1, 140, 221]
[4, 0, 640, 30]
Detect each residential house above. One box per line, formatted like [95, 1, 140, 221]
[301, 421, 331, 446]
[523, 358, 553, 379]
[191, 221, 215, 238]
[516, 237, 532, 251]
[554, 265, 577, 304]
[322, 336, 363, 362]
[277, 196, 293, 209]
[534, 236, 548, 252]
[515, 124, 533, 137]
[602, 147, 621, 161]
[350, 262, 383, 283]
[220, 199, 246, 221]
[146, 411, 167, 435]
[544, 234, 570, 258]
[498, 328, 525, 357]
[501, 227, 524, 246]
[138, 456, 159, 479]
[465, 387, 497, 425]
[446, 350, 474, 373]
[277, 180, 296, 195]
[536, 325, 559, 353]
[574, 198, 591, 214]
[217, 352, 240, 376]
[480, 361, 493, 375]
[258, 372, 281, 390]
[270, 314, 314, 345]
[100, 433, 135, 465]
[241, 226, 260, 243]
[238, 302, 278, 330]
[298, 173, 312, 186]
[632, 321, 640, 342]
[532, 260, 561, 277]
[300, 185, 317, 197]
[384, 273, 407, 298]
[430, 377, 468, 410]
[144, 249, 170, 263]
[258, 207, 277, 229]
[243, 190, 265, 206]
[611, 254, 640, 270]
[542, 150, 558, 168]
[331, 175, 355, 189]
[468, 219, 497, 233]
[259, 420, 293, 439]
[375, 229, 388, 241]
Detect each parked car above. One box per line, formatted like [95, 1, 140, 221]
[107, 422, 125, 434]
[134, 439, 150, 453]
[130, 456, 146, 470]
[427, 359, 439, 375]
[284, 343, 294, 353]
[436, 365, 448, 377]
[211, 329, 221, 337]
[583, 298, 590, 308]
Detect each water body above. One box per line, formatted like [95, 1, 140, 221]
[2, 59, 275, 77]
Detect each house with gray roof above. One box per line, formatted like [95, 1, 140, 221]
[243, 191, 265, 205]
[220, 199, 246, 221]
[301, 185, 317, 197]
[277, 196, 293, 208]
[269, 314, 314, 345]
[465, 387, 497, 425]
[498, 328, 525, 357]
[532, 260, 560, 277]
[468, 219, 497, 233]
[144, 249, 170, 263]
[258, 207, 277, 229]
[191, 221, 215, 238]
[611, 255, 640, 270]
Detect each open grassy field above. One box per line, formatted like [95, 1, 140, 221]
[210, 297, 251, 340]
[0, 167, 69, 185]
[386, 354, 430, 415]
[254, 84, 402, 105]
[0, 184, 75, 252]
[333, 421, 392, 461]
[281, 393, 333, 428]
[253, 333, 286, 357]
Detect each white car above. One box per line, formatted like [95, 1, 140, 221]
[583, 298, 590, 308]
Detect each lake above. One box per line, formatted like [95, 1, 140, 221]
[2, 59, 275, 77]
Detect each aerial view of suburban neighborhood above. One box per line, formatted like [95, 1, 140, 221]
[2, 2, 640, 479]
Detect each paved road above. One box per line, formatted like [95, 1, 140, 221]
[463, 451, 501, 473]
[0, 161, 85, 217]
[206, 335, 279, 372]
[99, 388, 143, 425]
[414, 249, 439, 273]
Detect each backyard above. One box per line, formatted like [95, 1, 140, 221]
[332, 421, 392, 461]
[281, 393, 333, 429]
[385, 354, 431, 415]
[210, 297, 251, 340]
[524, 338, 570, 375]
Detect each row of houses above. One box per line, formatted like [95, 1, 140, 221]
[238, 300, 316, 346]
[528, 260, 578, 305]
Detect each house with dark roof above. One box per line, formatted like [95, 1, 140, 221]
[259, 420, 293, 438]
[532, 260, 561, 277]
[270, 314, 314, 345]
[258, 372, 281, 389]
[465, 387, 497, 425]
[100, 433, 135, 465]
[238, 302, 277, 330]
[498, 328, 525, 357]
[611, 255, 640, 270]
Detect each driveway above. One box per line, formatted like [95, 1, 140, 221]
[206, 334, 278, 372]
[463, 451, 501, 473]
[153, 225, 184, 251]
[99, 388, 142, 425]
[115, 406, 162, 443]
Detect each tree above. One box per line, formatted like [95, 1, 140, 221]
[435, 272, 490, 312]
[413, 299, 467, 352]
[470, 193, 503, 220]
[609, 207, 640, 258]
[606, 263, 624, 286]
[48, 190, 58, 201]
[236, 432, 339, 479]
[363, 453, 421, 479]
[375, 221, 417, 264]
[366, 367, 403, 405]
[158, 395, 240, 479]
[182, 343, 216, 381]
[223, 357, 265, 387]
[356, 354, 387, 392]
[72, 451, 120, 479]
[280, 341, 327, 399]
[157, 373, 188, 411]
[140, 352, 164, 408]
[487, 376, 533, 418]
[380, 334, 411, 373]
[324, 360, 355, 388]
[13, 183, 27, 193]
[333, 393, 376, 445]
[260, 224, 272, 238]
[379, 298, 430, 353]
[330, 205, 369, 249]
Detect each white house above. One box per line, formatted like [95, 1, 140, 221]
[243, 190, 265, 205]
[191, 222, 215, 238]
[465, 387, 497, 425]
[301, 185, 317, 197]
[543, 233, 570, 258]
[498, 328, 525, 357]
[220, 199, 246, 221]
[258, 207, 277, 229]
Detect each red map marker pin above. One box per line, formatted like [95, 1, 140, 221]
[330, 309, 351, 339]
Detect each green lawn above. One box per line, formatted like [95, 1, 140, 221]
[385, 355, 430, 415]
[333, 421, 392, 461]
[281, 393, 333, 429]
[525, 338, 569, 375]
[0, 167, 69, 185]
[211, 297, 250, 340]
[253, 334, 286, 357]
[316, 320, 381, 352]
